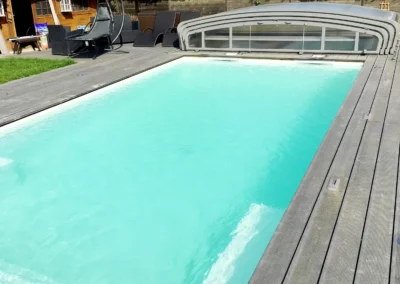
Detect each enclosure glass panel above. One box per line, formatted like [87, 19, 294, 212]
[325, 28, 355, 39]
[232, 26, 250, 38]
[204, 40, 229, 49]
[188, 33, 202, 48]
[250, 24, 304, 37]
[358, 34, 379, 51]
[232, 24, 311, 38]
[251, 25, 304, 50]
[304, 26, 322, 50]
[232, 41, 251, 49]
[204, 28, 229, 49]
[232, 26, 250, 49]
[250, 41, 303, 50]
[204, 28, 229, 40]
[250, 24, 304, 50]
[325, 28, 355, 51]
[187, 24, 378, 52]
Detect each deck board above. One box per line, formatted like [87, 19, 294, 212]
[282, 56, 386, 284]
[355, 124, 400, 283]
[354, 54, 399, 284]
[319, 120, 385, 284]
[391, 145, 400, 284]
[389, 55, 400, 284]
[318, 56, 395, 284]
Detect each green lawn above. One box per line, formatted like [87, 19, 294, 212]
[0, 57, 75, 84]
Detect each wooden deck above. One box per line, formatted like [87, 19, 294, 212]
[1, 47, 399, 283]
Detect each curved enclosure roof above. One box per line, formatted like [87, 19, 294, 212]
[231, 3, 399, 21]
[177, 3, 400, 54]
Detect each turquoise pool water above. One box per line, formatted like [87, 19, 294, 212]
[0, 58, 360, 284]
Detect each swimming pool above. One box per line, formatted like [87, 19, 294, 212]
[0, 57, 361, 284]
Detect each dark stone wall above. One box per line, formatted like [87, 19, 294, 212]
[226, 0, 251, 10]
[130, 0, 395, 16]
[226, 0, 272, 10]
[168, 0, 226, 15]
[167, 0, 270, 15]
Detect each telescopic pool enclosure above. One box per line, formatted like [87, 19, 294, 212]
[177, 3, 400, 54]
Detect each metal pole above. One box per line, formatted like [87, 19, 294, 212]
[111, 0, 125, 44]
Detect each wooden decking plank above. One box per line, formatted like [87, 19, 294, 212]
[0, 48, 152, 97]
[318, 56, 395, 284]
[368, 58, 398, 124]
[391, 145, 400, 284]
[355, 125, 400, 284]
[281, 56, 385, 284]
[386, 58, 400, 125]
[389, 55, 400, 284]
[354, 55, 399, 284]
[316, 119, 383, 284]
[284, 118, 372, 284]
[250, 56, 377, 284]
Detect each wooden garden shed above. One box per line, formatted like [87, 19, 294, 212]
[0, 0, 97, 53]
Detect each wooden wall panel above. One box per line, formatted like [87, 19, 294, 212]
[0, 0, 16, 52]
[31, 0, 97, 31]
[1, 0, 97, 53]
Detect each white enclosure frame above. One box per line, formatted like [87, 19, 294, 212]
[178, 3, 400, 55]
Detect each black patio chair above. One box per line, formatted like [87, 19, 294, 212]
[65, 4, 114, 59]
[162, 12, 200, 48]
[48, 25, 85, 55]
[111, 15, 140, 45]
[134, 11, 176, 47]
